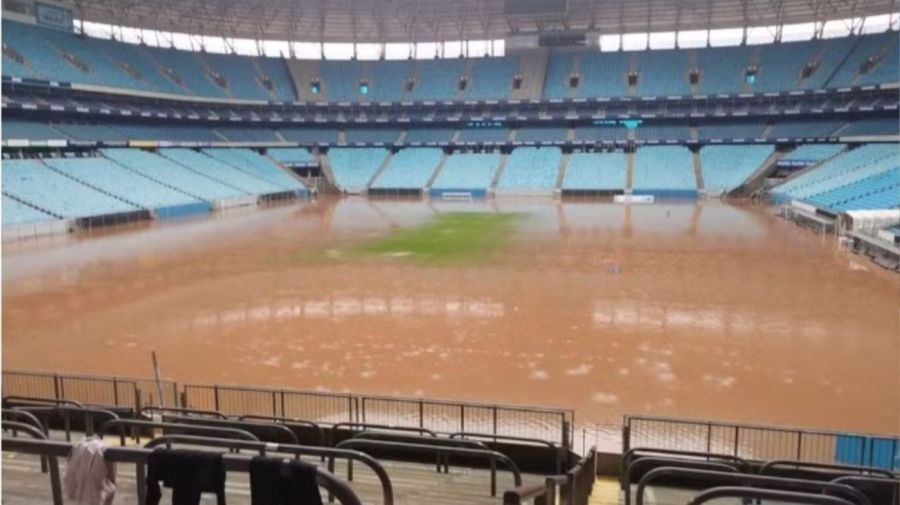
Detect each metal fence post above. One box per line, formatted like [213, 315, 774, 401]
[796, 430, 803, 461]
[213, 385, 220, 412]
[418, 399, 424, 428]
[53, 374, 61, 401]
[112, 378, 119, 406]
[271, 391, 277, 417]
[733, 426, 740, 457]
[280, 391, 286, 419]
[460, 405, 465, 433]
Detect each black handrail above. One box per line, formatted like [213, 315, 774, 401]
[623, 457, 739, 505]
[831, 475, 900, 505]
[142, 435, 394, 505]
[2, 421, 49, 440]
[503, 477, 560, 505]
[2, 437, 363, 505]
[2, 409, 51, 473]
[99, 419, 259, 446]
[336, 438, 522, 496]
[450, 432, 564, 473]
[685, 486, 856, 505]
[3, 396, 84, 409]
[1, 431, 63, 505]
[621, 447, 750, 482]
[559, 448, 596, 505]
[330, 421, 438, 443]
[760, 460, 897, 479]
[160, 414, 300, 445]
[15, 405, 120, 440]
[353, 432, 488, 473]
[237, 414, 326, 446]
[140, 405, 227, 419]
[635, 467, 872, 505]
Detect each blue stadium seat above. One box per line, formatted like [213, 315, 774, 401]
[700, 145, 773, 192]
[633, 146, 697, 196]
[102, 148, 243, 200]
[202, 149, 308, 193]
[2, 195, 55, 225]
[371, 148, 444, 189]
[496, 147, 562, 190]
[159, 148, 284, 194]
[465, 56, 519, 100]
[327, 148, 390, 192]
[563, 152, 627, 190]
[430, 152, 500, 192]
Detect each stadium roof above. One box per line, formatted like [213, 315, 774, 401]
[67, 0, 900, 43]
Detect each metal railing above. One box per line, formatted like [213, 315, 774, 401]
[624, 415, 900, 469]
[3, 370, 179, 408]
[2, 437, 363, 505]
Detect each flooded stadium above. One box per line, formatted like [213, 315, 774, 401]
[3, 197, 899, 441]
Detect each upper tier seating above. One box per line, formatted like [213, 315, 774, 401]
[430, 152, 500, 191]
[700, 145, 773, 192]
[2, 159, 137, 218]
[45, 157, 202, 209]
[4, 20, 897, 101]
[562, 152, 628, 190]
[158, 148, 284, 194]
[51, 123, 127, 141]
[371, 148, 444, 189]
[772, 144, 898, 207]
[112, 124, 222, 142]
[496, 147, 562, 190]
[2, 195, 54, 225]
[202, 149, 308, 192]
[782, 144, 845, 161]
[407, 59, 467, 101]
[101, 148, 244, 200]
[267, 148, 316, 164]
[465, 56, 519, 100]
[633, 146, 697, 193]
[327, 148, 390, 192]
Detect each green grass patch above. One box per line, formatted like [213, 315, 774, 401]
[348, 212, 521, 265]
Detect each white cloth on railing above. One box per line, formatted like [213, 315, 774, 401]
[64, 436, 117, 505]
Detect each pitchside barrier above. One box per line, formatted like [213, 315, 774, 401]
[2, 370, 574, 449]
[624, 415, 900, 471]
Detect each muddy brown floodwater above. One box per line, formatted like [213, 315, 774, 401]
[3, 197, 899, 442]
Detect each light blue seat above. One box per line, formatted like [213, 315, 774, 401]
[496, 147, 561, 190]
[3, 159, 137, 218]
[578, 52, 629, 97]
[516, 128, 567, 143]
[268, 148, 316, 164]
[782, 144, 845, 161]
[767, 120, 843, 138]
[320, 60, 362, 101]
[364, 60, 413, 102]
[841, 119, 899, 136]
[856, 32, 899, 86]
[216, 127, 280, 142]
[755, 39, 818, 92]
[90, 38, 183, 94]
[633, 146, 697, 194]
[700, 145, 773, 192]
[465, 56, 519, 100]
[143, 46, 227, 97]
[407, 59, 466, 101]
[2, 195, 55, 225]
[279, 128, 339, 144]
[563, 152, 627, 190]
[800, 37, 856, 89]
[696, 45, 754, 95]
[327, 148, 390, 192]
[827, 33, 893, 88]
[102, 148, 243, 200]
[51, 123, 127, 141]
[772, 144, 898, 203]
[635, 49, 690, 96]
[431, 152, 500, 191]
[543, 51, 576, 99]
[159, 148, 283, 194]
[201, 52, 270, 99]
[202, 149, 307, 192]
[256, 57, 297, 101]
[371, 148, 443, 189]
[45, 157, 201, 209]
[2, 120, 68, 140]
